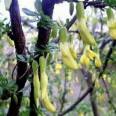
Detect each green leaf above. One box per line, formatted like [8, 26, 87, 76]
[34, 0, 43, 13]
[0, 75, 8, 87]
[7, 80, 16, 88]
[13, 94, 18, 104]
[37, 14, 53, 29]
[22, 8, 39, 16]
[0, 87, 3, 96]
[17, 54, 28, 62]
[104, 0, 116, 7]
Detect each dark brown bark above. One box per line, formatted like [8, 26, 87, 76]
[36, 27, 51, 48]
[7, 0, 28, 116]
[81, 69, 99, 116]
[29, 82, 38, 115]
[87, 77, 99, 116]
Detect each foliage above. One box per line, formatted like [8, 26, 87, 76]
[0, 0, 116, 116]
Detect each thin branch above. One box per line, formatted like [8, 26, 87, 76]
[66, 15, 77, 30]
[11, 64, 17, 80]
[98, 40, 116, 113]
[65, 0, 107, 8]
[69, 30, 79, 33]
[101, 77, 116, 114]
[99, 40, 116, 78]
[58, 86, 94, 116]
[59, 74, 67, 112]
[81, 69, 99, 116]
[99, 38, 112, 52]
[66, 0, 107, 30]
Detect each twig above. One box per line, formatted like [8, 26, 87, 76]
[11, 64, 17, 80]
[99, 40, 116, 78]
[99, 40, 116, 113]
[65, 0, 107, 8]
[81, 69, 99, 116]
[66, 15, 77, 30]
[99, 38, 112, 51]
[69, 30, 79, 33]
[58, 86, 94, 116]
[101, 77, 116, 114]
[59, 74, 67, 112]
[12, 64, 29, 80]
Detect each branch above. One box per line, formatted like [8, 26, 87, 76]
[85, 1, 107, 8]
[99, 40, 116, 78]
[7, 0, 28, 115]
[59, 75, 67, 112]
[58, 86, 93, 116]
[81, 69, 99, 116]
[66, 15, 77, 30]
[69, 30, 79, 33]
[65, 0, 107, 8]
[99, 38, 112, 51]
[66, 0, 107, 30]
[101, 77, 116, 114]
[99, 40, 116, 113]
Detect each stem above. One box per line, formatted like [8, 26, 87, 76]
[99, 40, 116, 78]
[90, 91, 99, 116]
[29, 0, 63, 115]
[30, 82, 38, 116]
[7, 0, 28, 115]
[59, 73, 67, 112]
[82, 70, 99, 116]
[101, 77, 116, 114]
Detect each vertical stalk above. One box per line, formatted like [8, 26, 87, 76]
[7, 0, 28, 115]
[29, 0, 61, 115]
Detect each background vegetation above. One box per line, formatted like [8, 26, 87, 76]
[0, 0, 116, 116]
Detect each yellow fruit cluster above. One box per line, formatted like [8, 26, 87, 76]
[55, 63, 62, 75]
[76, 2, 116, 42]
[32, 60, 40, 108]
[60, 42, 78, 69]
[32, 56, 56, 112]
[106, 8, 116, 40]
[39, 56, 56, 112]
[76, 2, 96, 46]
[69, 43, 77, 59]
[80, 46, 102, 68]
[103, 74, 111, 83]
[59, 27, 78, 70]
[95, 54, 102, 68]
[6, 36, 14, 47]
[80, 54, 90, 66]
